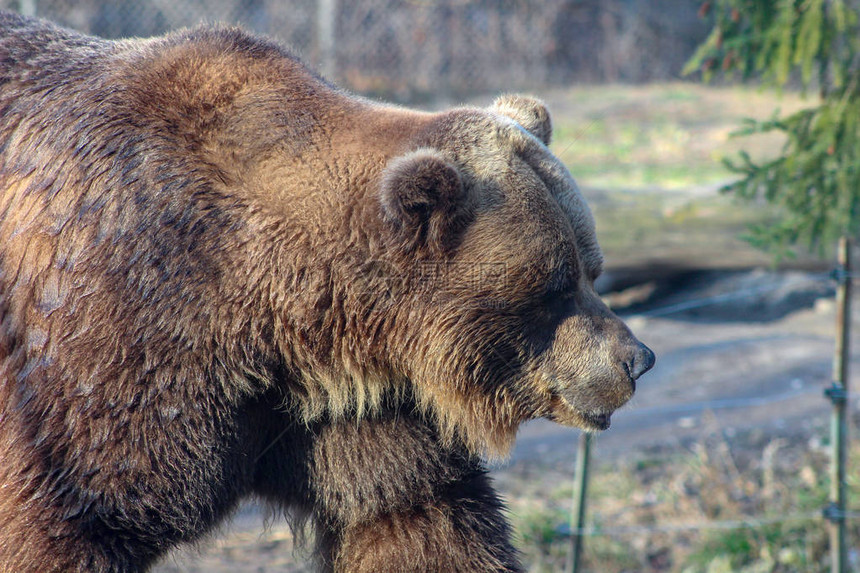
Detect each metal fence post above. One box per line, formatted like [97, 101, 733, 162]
[824, 236, 851, 573]
[20, 0, 36, 17]
[316, 0, 337, 80]
[567, 432, 592, 573]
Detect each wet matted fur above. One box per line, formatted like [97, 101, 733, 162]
[0, 12, 653, 572]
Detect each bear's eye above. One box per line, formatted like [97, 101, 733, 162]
[543, 289, 574, 309]
[540, 285, 575, 322]
[543, 267, 576, 307]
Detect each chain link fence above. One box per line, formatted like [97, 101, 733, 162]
[2, 0, 709, 102]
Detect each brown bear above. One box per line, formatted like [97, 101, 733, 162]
[0, 11, 654, 573]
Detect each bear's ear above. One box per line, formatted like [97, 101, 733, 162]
[491, 94, 552, 146]
[380, 149, 472, 256]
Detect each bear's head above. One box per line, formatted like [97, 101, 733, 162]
[371, 95, 654, 457]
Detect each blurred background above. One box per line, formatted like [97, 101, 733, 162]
[4, 1, 860, 571]
[2, 0, 706, 99]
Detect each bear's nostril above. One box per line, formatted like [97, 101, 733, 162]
[628, 343, 656, 381]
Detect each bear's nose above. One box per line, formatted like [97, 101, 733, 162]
[627, 343, 655, 381]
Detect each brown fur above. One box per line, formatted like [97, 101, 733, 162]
[0, 12, 653, 572]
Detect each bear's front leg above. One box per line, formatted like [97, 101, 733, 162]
[328, 469, 522, 572]
[309, 412, 523, 573]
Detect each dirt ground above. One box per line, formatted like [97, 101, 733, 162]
[150, 265, 851, 572]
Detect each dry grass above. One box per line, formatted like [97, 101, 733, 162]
[499, 416, 860, 573]
[535, 84, 820, 270]
[544, 83, 811, 192]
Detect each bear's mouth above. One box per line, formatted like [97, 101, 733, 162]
[579, 411, 611, 431]
[547, 396, 613, 431]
